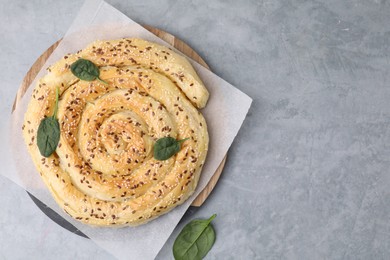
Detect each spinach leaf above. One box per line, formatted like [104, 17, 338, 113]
[37, 87, 60, 157]
[154, 137, 188, 161]
[173, 214, 217, 260]
[70, 58, 107, 84]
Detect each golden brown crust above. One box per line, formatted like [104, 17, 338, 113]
[22, 38, 209, 227]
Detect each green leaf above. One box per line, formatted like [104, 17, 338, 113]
[153, 137, 188, 161]
[37, 116, 60, 157]
[37, 87, 60, 157]
[70, 58, 107, 84]
[173, 214, 217, 260]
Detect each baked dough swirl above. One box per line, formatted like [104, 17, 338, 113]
[22, 38, 209, 226]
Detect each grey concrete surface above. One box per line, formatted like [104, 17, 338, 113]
[1, 0, 390, 259]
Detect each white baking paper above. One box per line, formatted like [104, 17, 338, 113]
[4, 0, 252, 259]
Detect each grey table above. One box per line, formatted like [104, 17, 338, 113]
[1, 0, 390, 259]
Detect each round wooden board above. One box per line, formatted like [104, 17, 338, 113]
[13, 26, 226, 207]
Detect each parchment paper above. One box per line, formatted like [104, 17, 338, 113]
[5, 0, 252, 259]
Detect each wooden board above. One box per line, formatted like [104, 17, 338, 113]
[13, 26, 226, 207]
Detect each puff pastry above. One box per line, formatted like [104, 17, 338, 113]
[22, 38, 209, 226]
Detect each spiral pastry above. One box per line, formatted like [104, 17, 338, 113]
[22, 38, 209, 226]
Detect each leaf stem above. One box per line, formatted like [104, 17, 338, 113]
[97, 77, 108, 85]
[178, 138, 190, 144]
[52, 87, 59, 118]
[207, 214, 217, 224]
